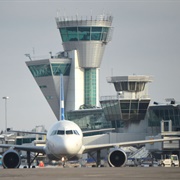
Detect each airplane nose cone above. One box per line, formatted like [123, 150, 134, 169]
[53, 136, 81, 155]
[63, 138, 81, 154]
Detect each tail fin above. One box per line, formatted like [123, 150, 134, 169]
[60, 74, 65, 121]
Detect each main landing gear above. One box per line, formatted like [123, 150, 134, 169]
[23, 151, 40, 168]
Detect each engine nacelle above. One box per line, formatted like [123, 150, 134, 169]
[108, 148, 127, 167]
[2, 149, 21, 168]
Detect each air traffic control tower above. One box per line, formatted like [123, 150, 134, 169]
[26, 14, 113, 120]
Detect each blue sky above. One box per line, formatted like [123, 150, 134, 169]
[0, 0, 180, 130]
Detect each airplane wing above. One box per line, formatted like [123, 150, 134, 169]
[83, 137, 180, 153]
[83, 128, 115, 135]
[7, 129, 47, 135]
[0, 144, 46, 153]
[8, 128, 115, 136]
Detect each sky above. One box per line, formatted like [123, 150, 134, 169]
[0, 0, 180, 131]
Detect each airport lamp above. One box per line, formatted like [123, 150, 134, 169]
[2, 96, 9, 133]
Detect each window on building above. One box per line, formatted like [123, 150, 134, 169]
[51, 63, 71, 76]
[59, 26, 109, 42]
[84, 69, 96, 106]
[28, 64, 52, 77]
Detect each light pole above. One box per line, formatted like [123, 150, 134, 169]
[2, 96, 9, 133]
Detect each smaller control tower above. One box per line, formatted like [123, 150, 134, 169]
[100, 75, 152, 128]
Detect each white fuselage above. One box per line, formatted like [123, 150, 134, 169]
[45, 120, 83, 160]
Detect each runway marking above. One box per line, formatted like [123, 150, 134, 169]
[84, 174, 105, 177]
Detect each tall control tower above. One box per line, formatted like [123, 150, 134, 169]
[56, 15, 113, 106]
[26, 14, 113, 120]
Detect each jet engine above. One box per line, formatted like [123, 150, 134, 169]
[108, 148, 127, 167]
[2, 149, 21, 168]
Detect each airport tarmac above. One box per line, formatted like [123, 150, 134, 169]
[0, 167, 180, 180]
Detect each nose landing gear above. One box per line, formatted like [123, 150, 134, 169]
[61, 157, 67, 167]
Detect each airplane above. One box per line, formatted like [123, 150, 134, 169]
[0, 75, 180, 168]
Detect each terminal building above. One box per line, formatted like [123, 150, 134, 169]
[25, 13, 180, 150]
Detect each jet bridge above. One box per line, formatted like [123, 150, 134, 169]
[146, 120, 180, 152]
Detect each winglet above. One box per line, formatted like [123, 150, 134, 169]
[60, 74, 65, 121]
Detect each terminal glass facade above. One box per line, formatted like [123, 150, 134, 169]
[16, 137, 43, 145]
[84, 69, 96, 106]
[66, 109, 111, 131]
[148, 105, 180, 131]
[100, 98, 150, 128]
[28, 63, 71, 77]
[59, 27, 109, 42]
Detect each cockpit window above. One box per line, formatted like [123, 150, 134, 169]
[51, 130, 57, 135]
[66, 130, 73, 135]
[51, 129, 80, 136]
[57, 130, 65, 135]
[73, 130, 80, 135]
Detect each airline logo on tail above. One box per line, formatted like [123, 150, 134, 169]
[60, 74, 65, 121]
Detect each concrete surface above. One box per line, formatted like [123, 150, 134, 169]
[0, 167, 180, 180]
